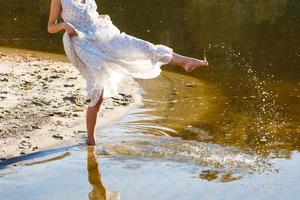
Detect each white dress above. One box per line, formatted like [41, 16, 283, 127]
[60, 0, 173, 107]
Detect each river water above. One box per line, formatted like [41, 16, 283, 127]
[0, 0, 299, 199]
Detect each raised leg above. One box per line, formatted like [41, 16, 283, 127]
[86, 89, 104, 145]
[169, 53, 209, 72]
[109, 33, 208, 71]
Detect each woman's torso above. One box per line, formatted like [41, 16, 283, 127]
[60, 0, 99, 33]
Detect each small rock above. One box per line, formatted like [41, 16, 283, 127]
[52, 134, 63, 140]
[12, 124, 19, 128]
[112, 97, 121, 101]
[20, 140, 30, 146]
[119, 93, 133, 98]
[24, 125, 32, 131]
[32, 146, 38, 151]
[54, 111, 67, 117]
[74, 107, 84, 112]
[185, 83, 197, 87]
[36, 75, 42, 79]
[63, 84, 75, 87]
[32, 125, 41, 129]
[63, 96, 85, 106]
[50, 75, 60, 79]
[169, 100, 178, 103]
[32, 100, 44, 106]
[78, 130, 87, 133]
[0, 77, 8, 82]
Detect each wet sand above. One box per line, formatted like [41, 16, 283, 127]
[0, 49, 142, 160]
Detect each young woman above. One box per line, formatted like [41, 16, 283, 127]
[48, 0, 209, 145]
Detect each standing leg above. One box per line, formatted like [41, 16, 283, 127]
[169, 52, 209, 72]
[86, 89, 104, 145]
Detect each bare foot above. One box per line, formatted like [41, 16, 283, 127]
[86, 138, 96, 146]
[183, 59, 209, 72]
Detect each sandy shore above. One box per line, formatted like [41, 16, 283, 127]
[0, 49, 143, 160]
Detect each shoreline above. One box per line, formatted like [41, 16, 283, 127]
[0, 49, 143, 160]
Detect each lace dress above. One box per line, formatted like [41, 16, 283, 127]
[60, 0, 173, 107]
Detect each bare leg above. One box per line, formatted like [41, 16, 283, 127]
[86, 89, 104, 146]
[169, 53, 209, 72]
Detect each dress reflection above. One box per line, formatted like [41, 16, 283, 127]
[87, 146, 120, 200]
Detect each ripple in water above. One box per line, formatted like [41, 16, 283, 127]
[98, 105, 275, 179]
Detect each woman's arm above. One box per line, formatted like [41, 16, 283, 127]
[47, 0, 78, 37]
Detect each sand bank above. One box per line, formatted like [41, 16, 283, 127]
[0, 49, 142, 160]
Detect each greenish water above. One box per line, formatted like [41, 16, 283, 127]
[0, 0, 299, 199]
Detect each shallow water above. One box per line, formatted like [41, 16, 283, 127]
[0, 0, 299, 199]
[0, 119, 300, 200]
[0, 71, 299, 199]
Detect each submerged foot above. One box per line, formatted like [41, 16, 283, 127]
[183, 59, 209, 72]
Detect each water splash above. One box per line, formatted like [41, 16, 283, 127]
[204, 42, 287, 151]
[103, 136, 273, 173]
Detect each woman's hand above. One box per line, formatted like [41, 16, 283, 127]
[64, 22, 78, 37]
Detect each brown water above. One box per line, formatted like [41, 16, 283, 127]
[0, 0, 299, 199]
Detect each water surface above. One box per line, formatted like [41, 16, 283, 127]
[0, 0, 299, 199]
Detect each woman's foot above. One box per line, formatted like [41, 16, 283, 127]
[86, 137, 96, 146]
[183, 59, 209, 72]
[169, 53, 209, 72]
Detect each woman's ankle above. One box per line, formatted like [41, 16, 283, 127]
[86, 136, 96, 146]
[170, 53, 187, 66]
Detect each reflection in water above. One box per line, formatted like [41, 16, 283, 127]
[87, 147, 120, 200]
[198, 170, 241, 183]
[87, 147, 107, 200]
